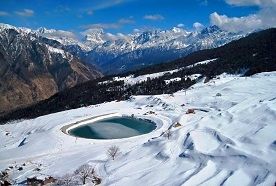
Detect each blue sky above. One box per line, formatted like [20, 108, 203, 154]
[0, 0, 275, 38]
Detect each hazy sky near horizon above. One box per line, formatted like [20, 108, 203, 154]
[0, 0, 275, 37]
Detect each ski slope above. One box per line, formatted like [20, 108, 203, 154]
[0, 72, 276, 185]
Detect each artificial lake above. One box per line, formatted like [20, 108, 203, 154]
[68, 116, 156, 139]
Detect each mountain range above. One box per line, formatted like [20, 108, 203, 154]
[37, 25, 245, 74]
[0, 23, 247, 113]
[1, 27, 275, 123]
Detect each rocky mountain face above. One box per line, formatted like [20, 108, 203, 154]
[40, 25, 245, 75]
[0, 24, 102, 113]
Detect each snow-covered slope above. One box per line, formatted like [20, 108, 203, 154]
[1, 71, 275, 185]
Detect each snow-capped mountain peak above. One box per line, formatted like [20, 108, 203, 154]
[171, 27, 182, 33]
[36, 27, 57, 34]
[0, 23, 34, 35]
[0, 23, 16, 30]
[200, 25, 221, 34]
[170, 27, 190, 36]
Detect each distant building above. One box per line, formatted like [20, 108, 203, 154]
[186, 109, 195, 114]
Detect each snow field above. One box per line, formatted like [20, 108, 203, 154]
[0, 72, 276, 185]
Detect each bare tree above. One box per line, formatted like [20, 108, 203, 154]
[55, 166, 100, 186]
[164, 130, 172, 140]
[54, 174, 78, 186]
[107, 146, 120, 160]
[74, 164, 94, 185]
[60, 173, 75, 186]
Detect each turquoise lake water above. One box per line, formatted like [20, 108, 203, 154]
[69, 117, 156, 139]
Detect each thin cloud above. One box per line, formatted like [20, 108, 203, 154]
[193, 22, 204, 30]
[226, 0, 260, 6]
[143, 14, 164, 21]
[87, 10, 93, 15]
[81, 16, 135, 31]
[177, 23, 184, 28]
[135, 26, 160, 32]
[119, 18, 135, 24]
[14, 9, 34, 17]
[225, 0, 274, 7]
[80, 23, 122, 29]
[0, 11, 9, 16]
[90, 0, 137, 11]
[133, 28, 140, 33]
[54, 5, 71, 13]
[198, 0, 208, 6]
[40, 30, 76, 39]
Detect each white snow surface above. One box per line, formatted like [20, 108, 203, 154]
[110, 58, 214, 86]
[186, 58, 218, 68]
[47, 45, 73, 61]
[1, 72, 276, 185]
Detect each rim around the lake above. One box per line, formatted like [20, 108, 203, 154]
[60, 113, 160, 140]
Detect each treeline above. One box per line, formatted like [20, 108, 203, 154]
[0, 67, 196, 123]
[0, 28, 275, 123]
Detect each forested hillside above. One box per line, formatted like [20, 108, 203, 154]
[0, 28, 275, 124]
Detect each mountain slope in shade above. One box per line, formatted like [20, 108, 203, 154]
[0, 24, 102, 113]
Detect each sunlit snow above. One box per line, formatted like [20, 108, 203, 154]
[0, 72, 276, 185]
